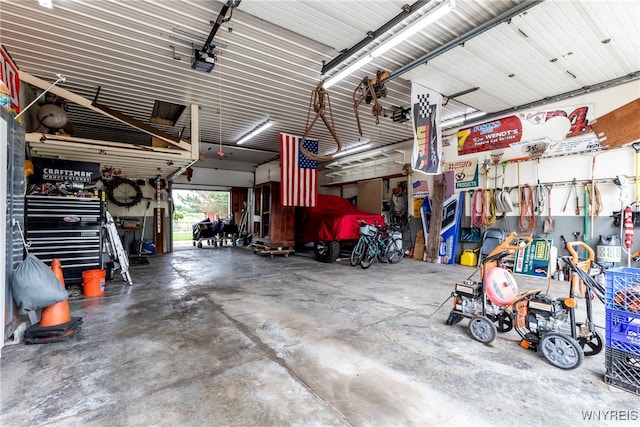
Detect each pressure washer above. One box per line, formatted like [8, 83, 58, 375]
[446, 232, 604, 370]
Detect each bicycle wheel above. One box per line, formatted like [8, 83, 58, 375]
[350, 238, 366, 266]
[386, 238, 404, 264]
[377, 239, 389, 263]
[360, 243, 376, 269]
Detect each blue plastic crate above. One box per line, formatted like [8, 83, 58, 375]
[605, 267, 640, 311]
[605, 347, 640, 395]
[606, 308, 640, 356]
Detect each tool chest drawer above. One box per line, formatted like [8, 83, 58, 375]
[26, 195, 104, 285]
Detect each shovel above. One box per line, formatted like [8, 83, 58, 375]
[543, 184, 555, 233]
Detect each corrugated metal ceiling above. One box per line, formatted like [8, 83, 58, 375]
[1, 0, 638, 182]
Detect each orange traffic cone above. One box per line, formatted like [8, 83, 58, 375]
[40, 259, 71, 327]
[40, 300, 71, 327]
[51, 258, 65, 288]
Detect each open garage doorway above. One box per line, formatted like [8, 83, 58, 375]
[171, 188, 249, 249]
[172, 189, 231, 247]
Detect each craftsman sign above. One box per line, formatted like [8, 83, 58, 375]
[35, 158, 100, 183]
[457, 105, 597, 155]
[514, 238, 552, 279]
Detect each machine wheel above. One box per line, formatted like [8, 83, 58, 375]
[495, 312, 513, 333]
[446, 312, 464, 326]
[314, 240, 340, 263]
[576, 325, 604, 357]
[468, 316, 497, 344]
[539, 333, 584, 370]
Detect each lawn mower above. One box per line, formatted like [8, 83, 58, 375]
[446, 233, 604, 370]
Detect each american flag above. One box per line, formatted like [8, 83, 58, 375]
[412, 180, 429, 196]
[280, 133, 318, 207]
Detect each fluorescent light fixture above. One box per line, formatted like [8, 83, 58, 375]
[440, 111, 486, 128]
[236, 120, 273, 145]
[372, 0, 456, 58]
[324, 0, 455, 89]
[324, 56, 373, 89]
[333, 143, 372, 158]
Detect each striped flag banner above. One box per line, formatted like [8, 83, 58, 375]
[411, 82, 442, 174]
[280, 133, 318, 207]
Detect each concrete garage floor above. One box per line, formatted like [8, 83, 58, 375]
[1, 244, 638, 426]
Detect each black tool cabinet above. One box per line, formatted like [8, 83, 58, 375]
[25, 195, 104, 285]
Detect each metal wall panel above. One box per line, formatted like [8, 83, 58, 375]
[2, 108, 25, 347]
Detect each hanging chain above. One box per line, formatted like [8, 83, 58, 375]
[218, 51, 224, 156]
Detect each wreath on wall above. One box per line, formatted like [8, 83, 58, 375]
[106, 176, 143, 208]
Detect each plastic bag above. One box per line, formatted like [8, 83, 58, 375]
[11, 254, 68, 314]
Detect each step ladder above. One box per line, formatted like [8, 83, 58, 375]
[238, 208, 248, 234]
[104, 211, 133, 285]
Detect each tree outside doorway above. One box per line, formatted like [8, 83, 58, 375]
[173, 190, 230, 241]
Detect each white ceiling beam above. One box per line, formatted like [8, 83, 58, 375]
[19, 71, 193, 152]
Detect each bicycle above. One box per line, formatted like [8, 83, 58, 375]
[360, 224, 404, 268]
[384, 223, 404, 264]
[351, 221, 404, 269]
[350, 220, 378, 267]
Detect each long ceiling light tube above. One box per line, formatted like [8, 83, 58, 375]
[324, 56, 373, 89]
[236, 120, 273, 145]
[389, 0, 544, 80]
[321, 0, 429, 75]
[324, 0, 455, 89]
[439, 111, 486, 128]
[332, 143, 373, 158]
[371, 0, 455, 58]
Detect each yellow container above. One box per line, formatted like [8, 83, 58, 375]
[461, 249, 478, 266]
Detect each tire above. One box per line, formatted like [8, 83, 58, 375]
[539, 333, 584, 370]
[350, 239, 366, 266]
[575, 323, 603, 357]
[360, 243, 376, 269]
[468, 315, 497, 344]
[385, 238, 404, 264]
[446, 312, 464, 326]
[377, 240, 389, 263]
[494, 311, 513, 333]
[106, 177, 143, 208]
[314, 240, 340, 263]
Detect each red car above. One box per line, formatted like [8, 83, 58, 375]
[296, 194, 385, 263]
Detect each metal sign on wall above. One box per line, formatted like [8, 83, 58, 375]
[444, 158, 479, 189]
[457, 105, 600, 156]
[514, 238, 552, 279]
[33, 158, 100, 183]
[1, 45, 20, 116]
